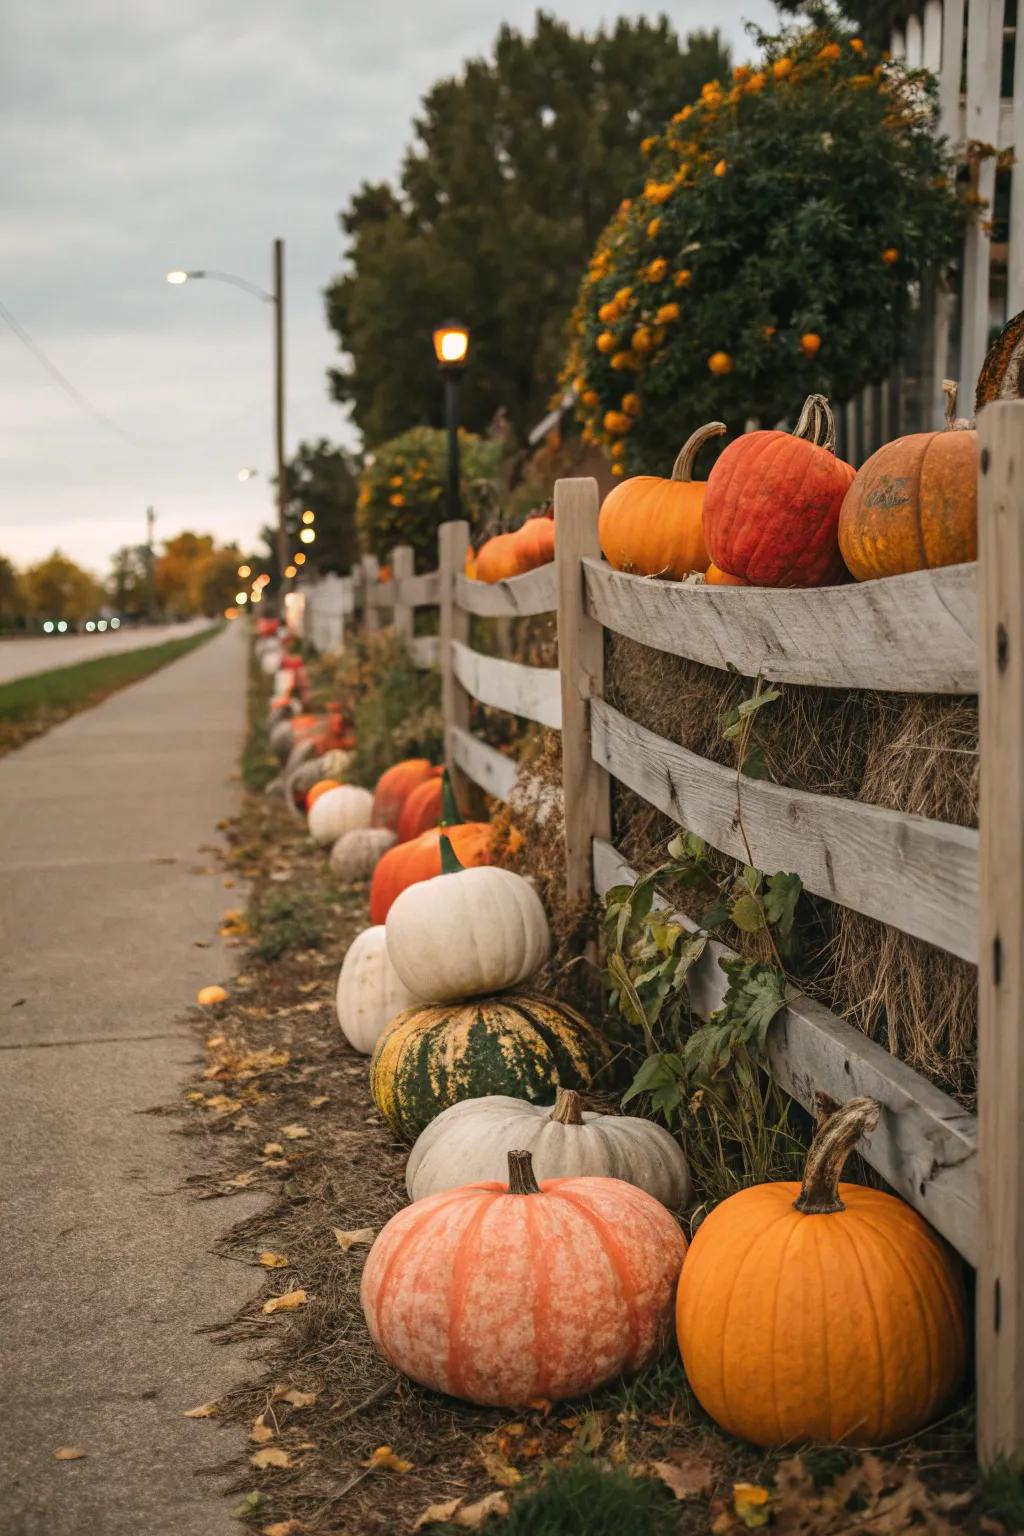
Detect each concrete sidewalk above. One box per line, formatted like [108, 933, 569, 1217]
[0, 622, 265, 1536]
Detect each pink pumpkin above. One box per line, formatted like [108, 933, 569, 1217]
[360, 1150, 687, 1406]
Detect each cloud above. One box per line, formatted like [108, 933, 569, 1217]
[0, 0, 778, 570]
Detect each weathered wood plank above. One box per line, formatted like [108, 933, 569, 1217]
[407, 635, 439, 671]
[390, 545, 413, 645]
[450, 639, 562, 729]
[360, 554, 380, 633]
[583, 557, 978, 693]
[960, 0, 1002, 408]
[455, 562, 557, 617]
[396, 570, 440, 608]
[555, 478, 610, 904]
[977, 401, 1024, 1461]
[591, 697, 978, 961]
[592, 838, 978, 1264]
[449, 726, 518, 801]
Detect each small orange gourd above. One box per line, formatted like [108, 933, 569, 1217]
[306, 778, 341, 810]
[704, 563, 746, 587]
[838, 381, 977, 581]
[676, 1098, 967, 1447]
[598, 421, 726, 579]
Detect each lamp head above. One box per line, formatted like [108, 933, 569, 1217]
[432, 319, 470, 372]
[166, 270, 189, 285]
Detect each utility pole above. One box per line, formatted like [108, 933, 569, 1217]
[145, 505, 156, 621]
[273, 238, 287, 583]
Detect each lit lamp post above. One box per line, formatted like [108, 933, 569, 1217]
[432, 320, 470, 520]
[166, 239, 287, 578]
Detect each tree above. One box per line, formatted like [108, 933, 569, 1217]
[0, 556, 26, 630]
[154, 532, 243, 617]
[24, 551, 103, 622]
[325, 14, 731, 445]
[357, 426, 504, 568]
[198, 546, 246, 615]
[778, 1, 912, 47]
[565, 21, 965, 477]
[108, 546, 151, 617]
[282, 439, 359, 575]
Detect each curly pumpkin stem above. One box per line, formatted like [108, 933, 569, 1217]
[507, 1148, 542, 1195]
[438, 831, 465, 876]
[549, 1087, 585, 1125]
[793, 1096, 880, 1215]
[670, 420, 727, 482]
[793, 393, 837, 455]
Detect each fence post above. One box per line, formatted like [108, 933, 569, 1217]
[978, 399, 1024, 1463]
[391, 544, 414, 652]
[361, 553, 379, 635]
[438, 520, 471, 800]
[554, 477, 610, 907]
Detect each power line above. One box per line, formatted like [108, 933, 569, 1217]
[0, 295, 143, 446]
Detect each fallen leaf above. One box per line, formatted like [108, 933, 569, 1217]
[480, 1447, 520, 1488]
[333, 1226, 375, 1252]
[281, 1124, 311, 1140]
[297, 980, 320, 994]
[206, 1034, 226, 1048]
[225, 1170, 258, 1190]
[457, 1493, 509, 1528]
[204, 1094, 242, 1115]
[194, 939, 211, 949]
[272, 1387, 317, 1409]
[264, 1522, 305, 1536]
[650, 1452, 714, 1500]
[732, 1483, 772, 1529]
[197, 985, 229, 1007]
[263, 1289, 307, 1314]
[232, 1490, 266, 1518]
[232, 1114, 258, 1131]
[250, 1415, 274, 1445]
[263, 1143, 285, 1157]
[414, 1499, 462, 1531]
[310, 1096, 328, 1108]
[251, 1446, 292, 1470]
[363, 1445, 412, 1473]
[183, 1402, 217, 1418]
[259, 1252, 290, 1269]
[264, 1158, 290, 1170]
[574, 1410, 604, 1455]
[54, 1447, 86, 1461]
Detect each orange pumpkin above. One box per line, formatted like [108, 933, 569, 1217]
[362, 1148, 687, 1406]
[474, 532, 524, 584]
[395, 772, 444, 843]
[306, 778, 341, 810]
[704, 563, 746, 587]
[838, 382, 977, 581]
[369, 820, 493, 923]
[512, 514, 555, 573]
[598, 422, 726, 579]
[312, 702, 355, 755]
[378, 564, 392, 583]
[371, 759, 436, 832]
[703, 396, 855, 586]
[676, 1098, 967, 1447]
[464, 545, 477, 580]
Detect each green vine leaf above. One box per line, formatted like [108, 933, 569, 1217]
[764, 871, 803, 941]
[730, 893, 766, 933]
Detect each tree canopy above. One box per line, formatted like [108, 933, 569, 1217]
[24, 552, 103, 622]
[154, 533, 242, 618]
[325, 12, 731, 447]
[282, 438, 359, 576]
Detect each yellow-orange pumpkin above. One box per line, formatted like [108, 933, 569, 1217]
[676, 1098, 967, 1446]
[838, 382, 977, 581]
[306, 777, 341, 810]
[362, 1148, 687, 1405]
[474, 531, 523, 584]
[704, 563, 746, 587]
[598, 421, 726, 579]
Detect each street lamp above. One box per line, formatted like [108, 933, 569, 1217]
[432, 320, 470, 520]
[166, 241, 287, 577]
[238, 467, 258, 481]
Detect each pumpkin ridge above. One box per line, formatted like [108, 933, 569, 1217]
[835, 1213, 888, 1439]
[370, 1187, 481, 1343]
[446, 1193, 500, 1398]
[523, 1194, 554, 1400]
[747, 434, 803, 581]
[552, 1185, 641, 1361]
[811, 1221, 835, 1443]
[908, 434, 931, 572]
[766, 1205, 805, 1444]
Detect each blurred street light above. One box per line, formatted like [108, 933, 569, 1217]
[235, 591, 249, 604]
[238, 468, 258, 481]
[301, 509, 314, 525]
[293, 551, 306, 566]
[299, 527, 315, 544]
[238, 563, 252, 578]
[284, 564, 297, 579]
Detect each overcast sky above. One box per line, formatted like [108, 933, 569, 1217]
[1, 0, 778, 574]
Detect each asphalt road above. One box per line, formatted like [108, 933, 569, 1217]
[0, 621, 265, 1535]
[0, 618, 212, 685]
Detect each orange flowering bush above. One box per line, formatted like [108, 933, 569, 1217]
[356, 426, 502, 568]
[563, 21, 965, 475]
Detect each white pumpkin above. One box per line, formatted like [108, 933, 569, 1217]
[261, 648, 283, 676]
[330, 827, 396, 882]
[336, 925, 419, 1054]
[308, 783, 373, 846]
[269, 718, 296, 762]
[406, 1088, 691, 1209]
[386, 861, 550, 1002]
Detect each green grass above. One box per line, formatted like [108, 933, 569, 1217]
[0, 623, 223, 752]
[433, 1460, 678, 1535]
[249, 889, 330, 960]
[980, 1456, 1024, 1529]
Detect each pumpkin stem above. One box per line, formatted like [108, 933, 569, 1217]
[942, 378, 973, 431]
[439, 769, 464, 828]
[792, 394, 837, 454]
[793, 1097, 880, 1215]
[670, 421, 727, 482]
[507, 1148, 542, 1195]
[438, 831, 465, 876]
[549, 1087, 584, 1125]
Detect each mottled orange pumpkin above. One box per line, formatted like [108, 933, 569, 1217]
[976, 309, 1024, 410]
[362, 1148, 687, 1406]
[598, 421, 726, 579]
[676, 1098, 967, 1447]
[703, 396, 855, 586]
[838, 382, 977, 581]
[704, 563, 746, 587]
[371, 759, 436, 833]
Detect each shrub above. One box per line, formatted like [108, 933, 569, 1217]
[357, 426, 504, 568]
[563, 21, 966, 477]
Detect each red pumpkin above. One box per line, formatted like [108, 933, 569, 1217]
[369, 820, 493, 924]
[703, 396, 855, 586]
[361, 1148, 687, 1406]
[395, 772, 444, 843]
[372, 759, 437, 832]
